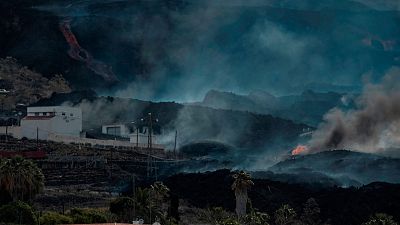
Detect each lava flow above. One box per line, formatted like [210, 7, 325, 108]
[291, 145, 308, 156]
[59, 19, 118, 82]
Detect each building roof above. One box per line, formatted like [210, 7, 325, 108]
[27, 106, 82, 114]
[22, 115, 55, 120]
[64, 224, 150, 225]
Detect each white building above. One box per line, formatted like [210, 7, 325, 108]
[101, 124, 131, 138]
[101, 123, 160, 146]
[21, 106, 82, 140]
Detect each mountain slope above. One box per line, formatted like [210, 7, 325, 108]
[198, 89, 353, 126]
[270, 150, 400, 185]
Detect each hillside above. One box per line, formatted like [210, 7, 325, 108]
[270, 150, 400, 185]
[164, 169, 400, 225]
[198, 89, 354, 126]
[35, 91, 310, 151]
[0, 57, 71, 110]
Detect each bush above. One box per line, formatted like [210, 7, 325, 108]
[220, 218, 240, 225]
[109, 197, 135, 221]
[69, 208, 108, 223]
[362, 213, 398, 225]
[244, 210, 270, 225]
[274, 204, 297, 225]
[197, 207, 236, 225]
[39, 212, 73, 225]
[0, 201, 37, 225]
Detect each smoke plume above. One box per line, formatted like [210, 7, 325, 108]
[308, 67, 400, 155]
[29, 0, 400, 102]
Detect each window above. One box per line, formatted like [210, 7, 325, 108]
[34, 112, 39, 116]
[43, 112, 47, 116]
[70, 113, 73, 117]
[62, 112, 66, 116]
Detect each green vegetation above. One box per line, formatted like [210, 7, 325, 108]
[69, 208, 109, 224]
[0, 201, 37, 225]
[38, 208, 112, 225]
[274, 204, 297, 225]
[363, 213, 398, 225]
[0, 162, 398, 225]
[109, 182, 175, 224]
[0, 156, 44, 202]
[39, 212, 73, 225]
[109, 196, 136, 222]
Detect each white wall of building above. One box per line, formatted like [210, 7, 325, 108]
[101, 124, 130, 137]
[21, 106, 82, 140]
[0, 126, 21, 139]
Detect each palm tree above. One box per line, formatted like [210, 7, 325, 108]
[0, 156, 44, 202]
[149, 181, 170, 223]
[134, 187, 152, 219]
[231, 171, 254, 218]
[150, 181, 170, 207]
[132, 187, 162, 223]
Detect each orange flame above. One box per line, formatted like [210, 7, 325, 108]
[291, 145, 308, 155]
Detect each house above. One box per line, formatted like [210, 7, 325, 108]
[101, 124, 131, 138]
[101, 123, 160, 146]
[20, 106, 82, 140]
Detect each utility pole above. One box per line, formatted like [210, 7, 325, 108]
[146, 113, 158, 180]
[136, 127, 139, 148]
[5, 125, 8, 143]
[147, 113, 152, 178]
[174, 130, 177, 159]
[36, 127, 39, 149]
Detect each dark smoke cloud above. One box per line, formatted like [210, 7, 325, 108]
[33, 0, 400, 102]
[308, 67, 400, 154]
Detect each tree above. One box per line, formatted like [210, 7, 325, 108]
[300, 198, 321, 225]
[197, 207, 236, 225]
[110, 197, 135, 222]
[362, 213, 398, 225]
[135, 187, 158, 223]
[110, 188, 163, 223]
[39, 212, 73, 225]
[150, 181, 170, 210]
[274, 204, 297, 225]
[0, 157, 44, 202]
[69, 208, 108, 224]
[0, 201, 37, 225]
[231, 171, 254, 218]
[244, 209, 270, 225]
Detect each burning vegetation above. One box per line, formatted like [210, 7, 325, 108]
[291, 145, 308, 156]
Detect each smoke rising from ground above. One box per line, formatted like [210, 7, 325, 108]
[308, 67, 400, 155]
